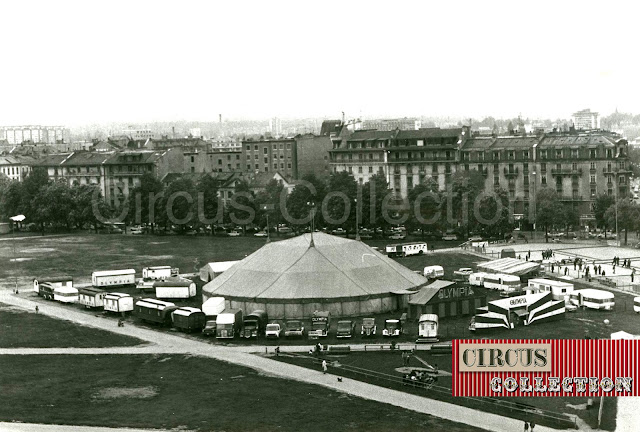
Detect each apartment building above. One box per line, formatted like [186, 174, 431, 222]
[242, 138, 296, 178]
[0, 155, 36, 181]
[330, 128, 629, 227]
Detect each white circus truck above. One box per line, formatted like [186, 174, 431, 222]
[308, 310, 330, 338]
[202, 297, 226, 336]
[92, 269, 136, 288]
[154, 279, 196, 299]
[142, 266, 173, 280]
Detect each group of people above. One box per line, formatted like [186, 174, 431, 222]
[401, 350, 414, 366]
[523, 420, 536, 431]
[612, 256, 632, 268]
[402, 370, 437, 387]
[541, 249, 554, 260]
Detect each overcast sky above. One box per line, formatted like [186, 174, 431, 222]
[2, 0, 639, 126]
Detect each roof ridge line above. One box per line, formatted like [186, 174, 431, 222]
[252, 242, 318, 298]
[310, 243, 372, 296]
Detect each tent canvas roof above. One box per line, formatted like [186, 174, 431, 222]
[203, 232, 429, 300]
[477, 258, 540, 276]
[408, 280, 456, 305]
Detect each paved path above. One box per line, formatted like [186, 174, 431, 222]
[0, 423, 176, 432]
[0, 290, 572, 432]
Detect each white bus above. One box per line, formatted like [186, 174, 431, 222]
[634, 297, 640, 313]
[570, 289, 615, 311]
[53, 286, 79, 303]
[418, 314, 439, 340]
[482, 274, 521, 292]
[386, 242, 427, 257]
[92, 269, 136, 287]
[527, 278, 574, 302]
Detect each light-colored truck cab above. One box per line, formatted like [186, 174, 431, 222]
[265, 323, 282, 338]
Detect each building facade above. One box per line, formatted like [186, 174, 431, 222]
[1, 125, 69, 145]
[572, 109, 600, 130]
[0, 155, 36, 181]
[330, 128, 630, 228]
[242, 138, 296, 178]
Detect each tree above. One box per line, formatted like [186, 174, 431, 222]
[69, 184, 109, 232]
[161, 176, 196, 231]
[449, 170, 486, 238]
[195, 174, 221, 234]
[325, 171, 357, 232]
[227, 179, 256, 233]
[562, 204, 580, 237]
[593, 194, 615, 235]
[477, 187, 513, 239]
[32, 181, 74, 232]
[284, 174, 327, 232]
[127, 173, 164, 233]
[361, 173, 393, 233]
[21, 169, 49, 221]
[0, 179, 24, 221]
[535, 188, 564, 242]
[605, 200, 640, 245]
[255, 179, 285, 234]
[406, 178, 442, 236]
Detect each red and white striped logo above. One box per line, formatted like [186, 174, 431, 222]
[452, 339, 639, 397]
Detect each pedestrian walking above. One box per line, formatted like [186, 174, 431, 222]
[579, 262, 582, 271]
[602, 270, 606, 277]
[524, 421, 529, 431]
[598, 265, 601, 275]
[565, 267, 568, 276]
[632, 270, 635, 283]
[551, 264, 554, 273]
[613, 265, 616, 274]
[35, 305, 39, 314]
[529, 420, 535, 431]
[322, 359, 328, 374]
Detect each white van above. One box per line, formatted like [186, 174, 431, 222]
[482, 273, 521, 292]
[423, 265, 445, 279]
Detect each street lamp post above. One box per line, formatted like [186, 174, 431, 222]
[355, 198, 360, 241]
[9, 215, 26, 294]
[531, 170, 536, 240]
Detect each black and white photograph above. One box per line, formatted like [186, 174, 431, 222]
[1, 1, 640, 431]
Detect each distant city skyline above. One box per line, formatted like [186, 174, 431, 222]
[1, 0, 639, 125]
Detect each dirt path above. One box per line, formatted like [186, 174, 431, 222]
[0, 290, 572, 432]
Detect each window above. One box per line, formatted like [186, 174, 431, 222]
[524, 176, 529, 186]
[407, 175, 413, 189]
[368, 166, 373, 173]
[523, 151, 529, 159]
[445, 164, 451, 174]
[607, 149, 613, 158]
[591, 187, 596, 197]
[556, 149, 563, 159]
[493, 151, 500, 161]
[590, 162, 596, 170]
[358, 167, 363, 173]
[280, 163, 284, 169]
[523, 162, 529, 174]
[287, 143, 291, 149]
[254, 154, 258, 160]
[264, 157, 268, 164]
[540, 163, 546, 173]
[246, 145, 250, 151]
[247, 165, 251, 170]
[590, 175, 596, 184]
[508, 151, 515, 160]
[572, 162, 577, 171]
[254, 145, 258, 151]
[619, 176, 626, 184]
[541, 175, 547, 185]
[494, 176, 500, 186]
[190, 156, 195, 163]
[590, 149, 597, 159]
[263, 148, 268, 154]
[432, 164, 438, 173]
[255, 164, 259, 169]
[540, 150, 547, 159]
[524, 190, 529, 200]
[218, 159, 222, 165]
[273, 164, 277, 170]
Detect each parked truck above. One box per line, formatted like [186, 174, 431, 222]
[308, 310, 330, 338]
[142, 266, 172, 280]
[336, 320, 355, 338]
[215, 309, 243, 339]
[202, 296, 226, 336]
[361, 317, 377, 337]
[242, 310, 268, 338]
[284, 320, 305, 338]
[382, 318, 402, 337]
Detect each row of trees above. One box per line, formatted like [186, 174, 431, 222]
[7, 167, 634, 241]
[0, 170, 110, 233]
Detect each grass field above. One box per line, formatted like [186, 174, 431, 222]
[0, 354, 486, 432]
[275, 350, 617, 431]
[0, 304, 144, 348]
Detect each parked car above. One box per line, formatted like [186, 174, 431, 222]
[254, 230, 268, 237]
[389, 232, 406, 240]
[278, 225, 292, 234]
[265, 323, 282, 338]
[130, 226, 144, 235]
[468, 236, 483, 242]
[332, 228, 347, 236]
[455, 268, 473, 276]
[442, 234, 458, 241]
[227, 231, 241, 237]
